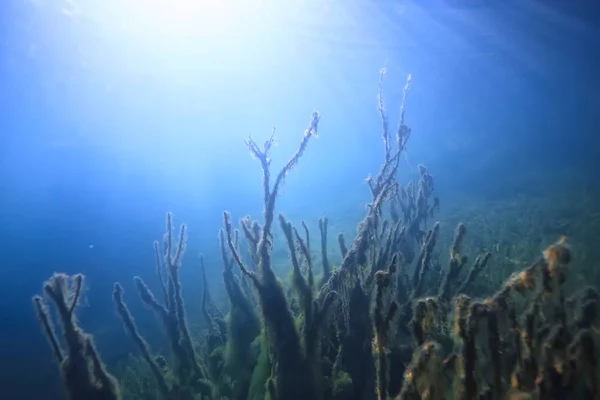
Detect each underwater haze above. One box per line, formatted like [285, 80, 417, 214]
[1, 0, 599, 399]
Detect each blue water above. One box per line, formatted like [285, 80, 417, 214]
[0, 0, 598, 399]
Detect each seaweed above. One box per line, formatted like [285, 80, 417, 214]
[33, 70, 600, 400]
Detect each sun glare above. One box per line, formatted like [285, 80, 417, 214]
[136, 0, 260, 38]
[147, 0, 233, 25]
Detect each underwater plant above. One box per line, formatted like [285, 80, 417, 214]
[33, 273, 120, 400]
[33, 70, 600, 400]
[112, 212, 213, 400]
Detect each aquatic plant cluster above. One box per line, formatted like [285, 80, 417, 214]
[33, 72, 599, 400]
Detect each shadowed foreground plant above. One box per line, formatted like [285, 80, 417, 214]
[33, 273, 120, 400]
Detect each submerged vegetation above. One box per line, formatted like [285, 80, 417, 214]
[33, 71, 600, 400]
